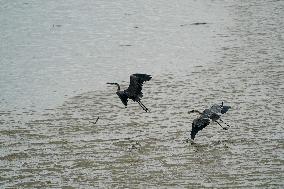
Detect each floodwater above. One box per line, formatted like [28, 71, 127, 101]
[0, 0, 283, 188]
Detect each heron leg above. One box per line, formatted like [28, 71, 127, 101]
[219, 118, 231, 127]
[137, 101, 146, 111]
[138, 101, 149, 112]
[215, 120, 228, 130]
[140, 101, 149, 112]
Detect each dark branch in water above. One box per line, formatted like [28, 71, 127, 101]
[191, 22, 208, 25]
[180, 22, 208, 27]
[90, 117, 99, 124]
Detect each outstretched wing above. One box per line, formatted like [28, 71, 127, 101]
[210, 103, 231, 114]
[125, 74, 152, 100]
[190, 117, 210, 140]
[209, 104, 222, 114]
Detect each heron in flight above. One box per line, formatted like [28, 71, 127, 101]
[188, 102, 231, 140]
[107, 73, 152, 112]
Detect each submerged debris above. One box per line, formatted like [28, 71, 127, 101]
[52, 24, 62, 28]
[119, 44, 132, 47]
[180, 22, 208, 27]
[191, 22, 208, 25]
[128, 141, 142, 151]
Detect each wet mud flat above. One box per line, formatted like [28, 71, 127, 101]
[1, 0, 283, 188]
[1, 58, 283, 188]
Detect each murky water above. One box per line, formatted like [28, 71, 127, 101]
[1, 0, 283, 188]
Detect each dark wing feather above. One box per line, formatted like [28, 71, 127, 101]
[209, 112, 220, 121]
[190, 117, 210, 140]
[210, 103, 231, 114]
[125, 74, 152, 100]
[116, 91, 128, 106]
[209, 104, 222, 114]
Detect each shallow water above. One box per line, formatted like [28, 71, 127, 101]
[1, 0, 283, 188]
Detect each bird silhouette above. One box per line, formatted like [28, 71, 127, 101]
[188, 102, 231, 140]
[107, 74, 152, 112]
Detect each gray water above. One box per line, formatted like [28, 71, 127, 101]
[0, 0, 283, 188]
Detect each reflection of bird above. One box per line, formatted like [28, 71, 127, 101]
[107, 74, 152, 112]
[188, 102, 231, 140]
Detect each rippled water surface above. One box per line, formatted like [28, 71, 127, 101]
[1, 0, 283, 188]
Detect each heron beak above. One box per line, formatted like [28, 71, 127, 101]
[107, 82, 117, 85]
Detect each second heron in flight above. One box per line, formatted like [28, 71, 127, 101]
[188, 102, 231, 140]
[107, 74, 152, 112]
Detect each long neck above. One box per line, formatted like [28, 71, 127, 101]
[115, 83, 120, 91]
[115, 83, 120, 92]
[107, 82, 120, 91]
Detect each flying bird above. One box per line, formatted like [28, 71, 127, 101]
[188, 102, 231, 140]
[107, 73, 152, 112]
